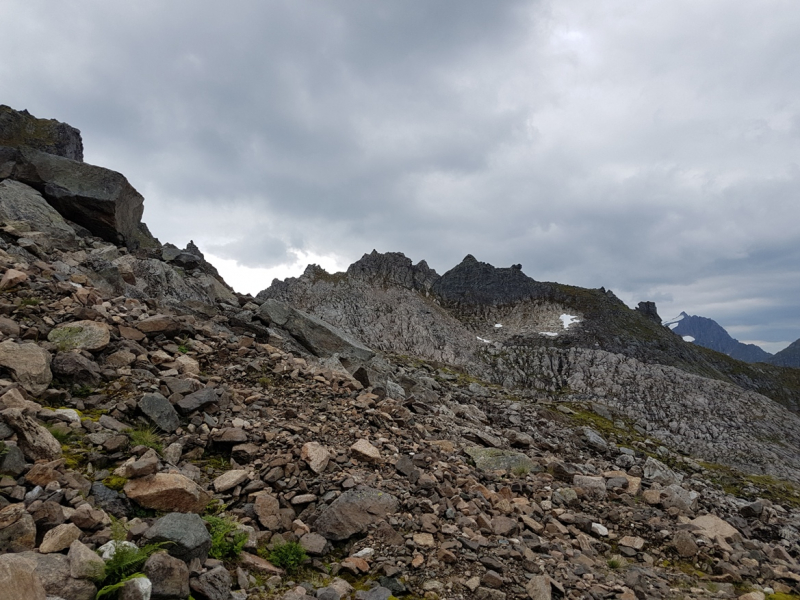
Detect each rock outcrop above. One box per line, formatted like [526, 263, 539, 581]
[0, 104, 83, 161]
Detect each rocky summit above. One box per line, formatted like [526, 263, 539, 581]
[0, 106, 798, 600]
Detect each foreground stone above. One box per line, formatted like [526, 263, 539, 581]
[142, 513, 212, 563]
[0, 553, 47, 600]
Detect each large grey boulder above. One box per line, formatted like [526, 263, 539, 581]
[0, 179, 76, 240]
[0, 104, 83, 161]
[2, 145, 150, 247]
[257, 299, 374, 362]
[23, 552, 97, 600]
[314, 486, 398, 541]
[142, 512, 212, 563]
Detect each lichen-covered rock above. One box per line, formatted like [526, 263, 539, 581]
[465, 447, 535, 473]
[0, 104, 83, 160]
[48, 320, 110, 352]
[0, 179, 77, 241]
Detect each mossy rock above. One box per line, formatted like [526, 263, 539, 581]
[465, 447, 535, 472]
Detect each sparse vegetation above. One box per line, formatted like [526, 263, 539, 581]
[126, 425, 163, 452]
[267, 541, 307, 574]
[203, 515, 247, 561]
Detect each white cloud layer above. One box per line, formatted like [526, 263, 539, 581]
[1, 0, 798, 350]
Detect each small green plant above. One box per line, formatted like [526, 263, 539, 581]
[178, 344, 189, 354]
[98, 541, 169, 596]
[203, 515, 247, 561]
[268, 541, 307, 574]
[511, 465, 530, 477]
[19, 297, 40, 307]
[73, 385, 94, 398]
[126, 425, 163, 452]
[204, 499, 228, 516]
[46, 425, 73, 445]
[607, 557, 624, 570]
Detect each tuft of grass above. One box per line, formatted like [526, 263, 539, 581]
[19, 297, 40, 307]
[511, 465, 530, 477]
[126, 425, 163, 453]
[203, 515, 247, 561]
[607, 557, 625, 570]
[267, 541, 307, 574]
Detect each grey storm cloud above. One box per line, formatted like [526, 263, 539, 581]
[1, 0, 799, 350]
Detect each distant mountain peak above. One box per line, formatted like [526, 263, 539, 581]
[663, 312, 773, 363]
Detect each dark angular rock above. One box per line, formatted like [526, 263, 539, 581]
[190, 565, 231, 600]
[52, 351, 102, 386]
[176, 387, 218, 415]
[139, 392, 181, 432]
[90, 482, 132, 519]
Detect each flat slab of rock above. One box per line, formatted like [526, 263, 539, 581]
[314, 486, 398, 541]
[257, 299, 374, 362]
[0, 340, 52, 395]
[176, 387, 218, 415]
[124, 473, 210, 513]
[7, 146, 147, 246]
[213, 469, 249, 493]
[0, 180, 77, 241]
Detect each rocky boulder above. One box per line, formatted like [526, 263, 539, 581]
[2, 146, 151, 247]
[0, 408, 62, 461]
[48, 320, 110, 352]
[0, 104, 83, 160]
[314, 486, 398, 541]
[142, 512, 212, 563]
[0, 553, 47, 600]
[124, 473, 210, 513]
[0, 340, 52, 395]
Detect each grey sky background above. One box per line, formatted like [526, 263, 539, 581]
[1, 1, 799, 352]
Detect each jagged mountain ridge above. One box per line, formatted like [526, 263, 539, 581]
[662, 311, 774, 363]
[258, 250, 800, 414]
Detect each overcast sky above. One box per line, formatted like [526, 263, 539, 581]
[2, 1, 799, 352]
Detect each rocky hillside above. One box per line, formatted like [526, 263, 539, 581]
[0, 105, 799, 600]
[257, 252, 800, 414]
[769, 340, 800, 369]
[661, 313, 773, 364]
